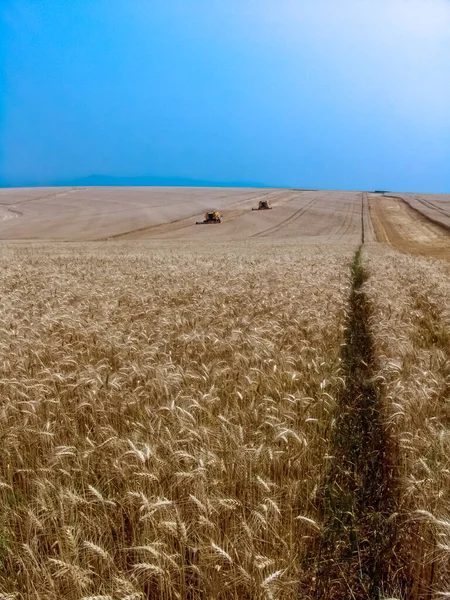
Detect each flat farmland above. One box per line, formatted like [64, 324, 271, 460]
[369, 193, 450, 260]
[0, 186, 449, 599]
[0, 187, 364, 243]
[388, 192, 450, 230]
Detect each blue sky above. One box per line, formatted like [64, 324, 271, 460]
[1, 0, 450, 192]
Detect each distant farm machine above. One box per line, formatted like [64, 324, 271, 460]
[252, 199, 273, 210]
[196, 210, 222, 224]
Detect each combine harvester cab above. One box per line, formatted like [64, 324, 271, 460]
[196, 210, 222, 224]
[252, 199, 273, 210]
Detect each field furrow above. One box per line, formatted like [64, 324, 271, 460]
[251, 197, 319, 238]
[315, 248, 402, 599]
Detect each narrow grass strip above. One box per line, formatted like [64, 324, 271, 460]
[314, 248, 405, 600]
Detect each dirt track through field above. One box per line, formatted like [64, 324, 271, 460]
[315, 209, 405, 598]
[369, 194, 450, 261]
[315, 247, 405, 599]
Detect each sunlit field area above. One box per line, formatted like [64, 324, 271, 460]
[0, 242, 354, 599]
[366, 246, 450, 596]
[0, 187, 449, 599]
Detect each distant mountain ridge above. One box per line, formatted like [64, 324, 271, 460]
[1, 174, 273, 189]
[72, 174, 272, 188]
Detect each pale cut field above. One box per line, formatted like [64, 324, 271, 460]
[0, 187, 364, 244]
[389, 193, 450, 231]
[369, 193, 450, 261]
[0, 241, 354, 600]
[0, 187, 270, 241]
[365, 245, 450, 596]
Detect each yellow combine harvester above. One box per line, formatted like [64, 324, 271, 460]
[252, 199, 273, 210]
[196, 210, 222, 224]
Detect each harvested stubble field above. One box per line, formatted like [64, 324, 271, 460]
[0, 186, 449, 600]
[0, 187, 363, 243]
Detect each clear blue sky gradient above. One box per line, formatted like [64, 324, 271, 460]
[1, 0, 450, 192]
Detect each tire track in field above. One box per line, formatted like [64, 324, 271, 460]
[98, 196, 257, 240]
[369, 194, 450, 261]
[413, 194, 449, 217]
[314, 242, 406, 599]
[0, 207, 22, 221]
[100, 190, 298, 240]
[362, 193, 375, 243]
[327, 200, 350, 239]
[332, 195, 357, 239]
[250, 196, 318, 238]
[383, 194, 450, 235]
[2, 187, 88, 207]
[341, 198, 355, 238]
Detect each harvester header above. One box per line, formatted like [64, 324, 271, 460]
[196, 210, 222, 224]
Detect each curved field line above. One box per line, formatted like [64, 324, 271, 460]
[362, 193, 376, 243]
[98, 191, 291, 241]
[340, 199, 353, 237]
[328, 201, 349, 238]
[2, 188, 88, 207]
[333, 195, 357, 239]
[345, 193, 361, 239]
[250, 196, 318, 238]
[0, 207, 23, 221]
[226, 189, 282, 208]
[370, 194, 450, 261]
[99, 214, 200, 240]
[369, 197, 389, 244]
[384, 194, 450, 235]
[412, 195, 450, 219]
[316, 249, 403, 597]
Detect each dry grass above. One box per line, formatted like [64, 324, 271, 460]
[364, 245, 450, 597]
[0, 241, 354, 599]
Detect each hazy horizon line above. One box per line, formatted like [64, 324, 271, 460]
[2, 173, 448, 195]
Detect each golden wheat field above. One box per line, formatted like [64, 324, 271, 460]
[0, 187, 449, 600]
[0, 242, 354, 600]
[365, 246, 450, 597]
